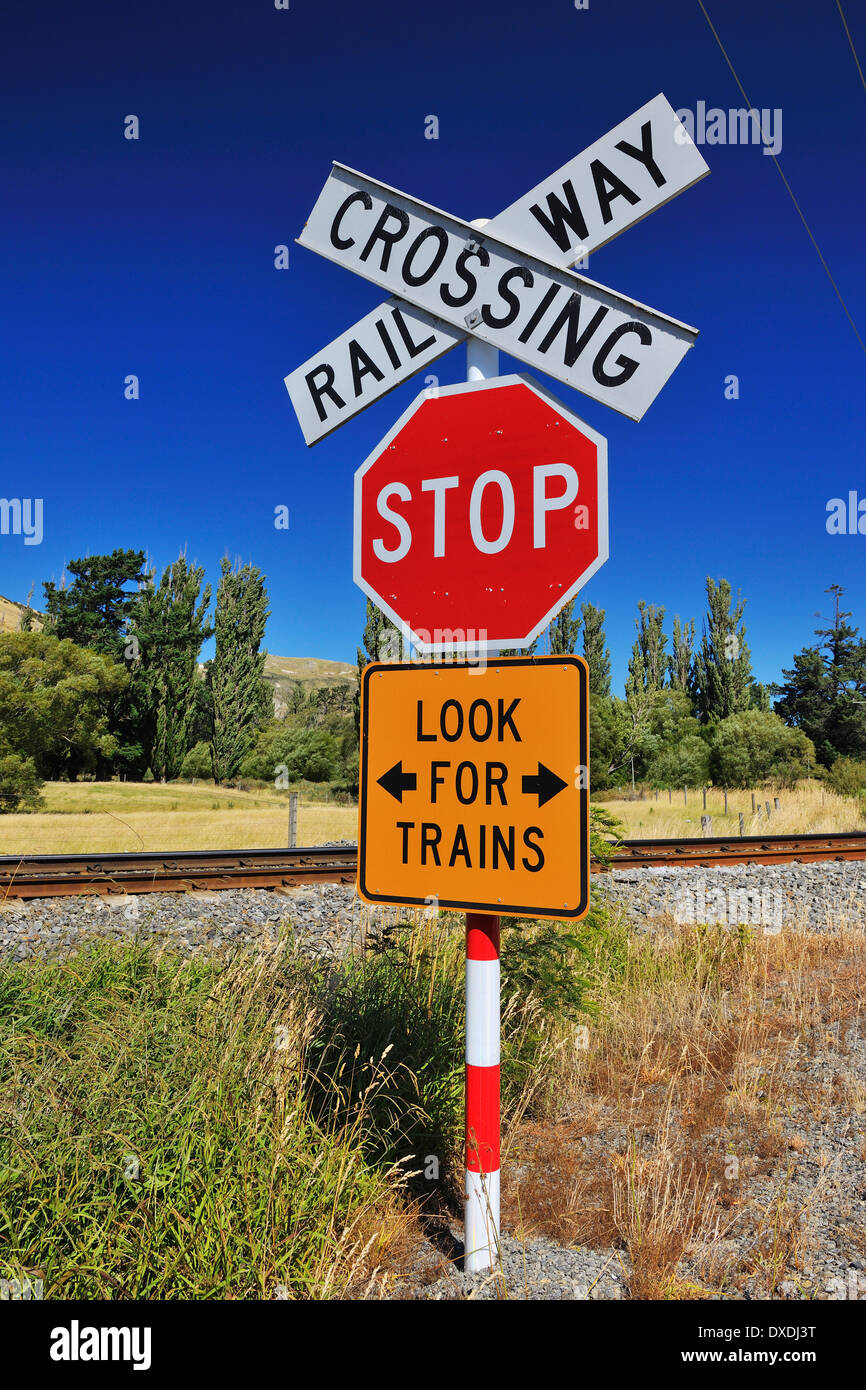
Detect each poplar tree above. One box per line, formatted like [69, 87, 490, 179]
[690, 577, 752, 722]
[668, 616, 695, 694]
[628, 601, 667, 693]
[132, 555, 212, 781]
[355, 599, 401, 733]
[580, 602, 611, 695]
[211, 559, 271, 782]
[549, 599, 581, 655]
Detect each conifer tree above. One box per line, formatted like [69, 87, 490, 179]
[43, 549, 147, 657]
[774, 585, 866, 765]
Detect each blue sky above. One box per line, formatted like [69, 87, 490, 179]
[2, 0, 864, 695]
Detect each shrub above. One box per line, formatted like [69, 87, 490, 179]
[826, 757, 866, 798]
[240, 727, 340, 784]
[709, 710, 815, 788]
[0, 754, 42, 812]
[645, 735, 710, 789]
[180, 741, 214, 781]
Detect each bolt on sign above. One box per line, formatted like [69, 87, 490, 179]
[358, 657, 589, 920]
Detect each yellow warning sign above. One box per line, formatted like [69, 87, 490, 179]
[358, 656, 589, 921]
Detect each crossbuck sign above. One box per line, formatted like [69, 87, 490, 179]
[286, 94, 709, 443]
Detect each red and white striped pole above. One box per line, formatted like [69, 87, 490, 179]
[463, 246, 501, 1273]
[465, 911, 500, 1271]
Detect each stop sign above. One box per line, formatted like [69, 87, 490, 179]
[354, 375, 608, 653]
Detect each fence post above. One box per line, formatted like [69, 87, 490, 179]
[701, 815, 711, 837]
[751, 792, 756, 813]
[738, 812, 745, 835]
[724, 789, 728, 815]
[765, 800, 772, 819]
[683, 786, 687, 805]
[702, 786, 707, 810]
[288, 791, 299, 848]
[774, 797, 780, 812]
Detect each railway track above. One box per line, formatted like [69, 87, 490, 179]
[2, 831, 866, 899]
[0, 846, 358, 899]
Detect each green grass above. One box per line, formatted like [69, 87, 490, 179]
[0, 939, 409, 1298]
[0, 901, 619, 1298]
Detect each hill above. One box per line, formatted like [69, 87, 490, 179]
[0, 594, 43, 634]
[263, 654, 356, 716]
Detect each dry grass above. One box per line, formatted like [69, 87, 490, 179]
[602, 780, 864, 839]
[504, 916, 866, 1298]
[0, 781, 358, 853]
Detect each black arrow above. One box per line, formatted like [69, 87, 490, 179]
[521, 762, 568, 807]
[377, 760, 417, 803]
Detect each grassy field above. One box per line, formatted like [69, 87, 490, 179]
[1, 778, 863, 856]
[0, 781, 358, 855]
[600, 780, 866, 839]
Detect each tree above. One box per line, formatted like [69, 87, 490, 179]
[0, 632, 128, 782]
[43, 549, 146, 657]
[0, 754, 42, 813]
[549, 599, 581, 655]
[628, 601, 667, 693]
[668, 616, 695, 695]
[691, 577, 753, 722]
[773, 586, 866, 766]
[636, 690, 710, 788]
[355, 599, 400, 733]
[211, 559, 272, 782]
[588, 695, 627, 790]
[580, 602, 611, 696]
[132, 555, 212, 781]
[709, 710, 815, 788]
[240, 726, 340, 783]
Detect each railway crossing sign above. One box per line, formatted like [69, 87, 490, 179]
[354, 374, 607, 653]
[357, 656, 590, 920]
[285, 93, 709, 443]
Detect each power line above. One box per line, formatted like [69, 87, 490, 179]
[696, 0, 866, 356]
[836, 0, 866, 98]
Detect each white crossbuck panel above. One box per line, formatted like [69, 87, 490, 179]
[286, 94, 708, 443]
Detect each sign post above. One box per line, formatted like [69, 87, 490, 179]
[463, 294, 501, 1272]
[287, 92, 708, 1278]
[357, 656, 591, 1270]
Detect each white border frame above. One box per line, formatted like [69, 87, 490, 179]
[353, 373, 609, 654]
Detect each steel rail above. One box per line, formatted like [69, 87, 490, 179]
[2, 831, 866, 898]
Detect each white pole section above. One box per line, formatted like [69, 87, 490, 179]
[466, 220, 500, 384]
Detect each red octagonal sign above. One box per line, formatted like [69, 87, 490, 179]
[354, 375, 608, 653]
